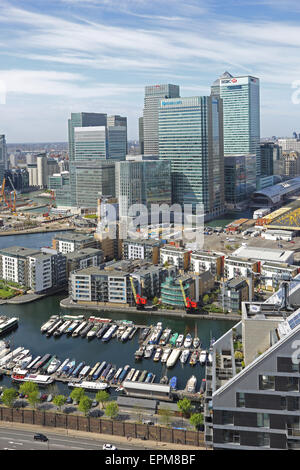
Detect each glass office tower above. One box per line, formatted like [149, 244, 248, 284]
[68, 113, 107, 208]
[212, 74, 260, 179]
[143, 84, 180, 156]
[158, 96, 224, 220]
[224, 154, 257, 205]
[115, 160, 172, 219]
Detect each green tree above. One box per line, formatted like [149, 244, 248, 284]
[189, 413, 204, 430]
[78, 396, 92, 417]
[95, 390, 109, 409]
[19, 381, 39, 396]
[159, 408, 172, 427]
[27, 390, 40, 409]
[70, 387, 85, 403]
[2, 388, 18, 408]
[152, 296, 159, 305]
[177, 398, 192, 417]
[202, 294, 210, 305]
[105, 401, 119, 419]
[53, 395, 67, 412]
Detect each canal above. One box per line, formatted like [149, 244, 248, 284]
[0, 232, 237, 397]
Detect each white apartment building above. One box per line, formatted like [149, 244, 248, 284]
[160, 245, 190, 270]
[190, 251, 223, 277]
[28, 253, 52, 293]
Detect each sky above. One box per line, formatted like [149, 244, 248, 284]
[1, 0, 300, 142]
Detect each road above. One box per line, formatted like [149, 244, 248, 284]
[0, 427, 138, 450]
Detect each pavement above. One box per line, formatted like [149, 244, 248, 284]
[0, 422, 205, 451]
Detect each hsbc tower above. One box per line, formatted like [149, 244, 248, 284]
[212, 73, 261, 180]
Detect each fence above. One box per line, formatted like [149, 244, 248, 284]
[0, 406, 205, 447]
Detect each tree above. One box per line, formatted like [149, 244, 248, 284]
[27, 390, 40, 409]
[95, 390, 109, 409]
[2, 388, 18, 408]
[19, 381, 38, 396]
[189, 413, 204, 430]
[78, 396, 92, 417]
[70, 387, 85, 403]
[152, 296, 159, 305]
[177, 398, 192, 417]
[159, 408, 172, 427]
[202, 294, 210, 305]
[105, 401, 119, 419]
[53, 395, 67, 412]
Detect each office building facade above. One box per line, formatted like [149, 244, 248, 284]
[224, 154, 257, 205]
[260, 142, 283, 177]
[143, 84, 180, 156]
[115, 159, 172, 219]
[159, 95, 224, 219]
[212, 74, 260, 179]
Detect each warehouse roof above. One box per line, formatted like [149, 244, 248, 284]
[232, 246, 294, 264]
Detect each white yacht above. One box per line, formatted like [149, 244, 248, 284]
[180, 349, 190, 364]
[47, 357, 61, 374]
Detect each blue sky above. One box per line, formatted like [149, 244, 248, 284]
[1, 0, 300, 142]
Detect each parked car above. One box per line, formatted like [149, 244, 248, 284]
[66, 397, 73, 404]
[91, 400, 99, 408]
[34, 433, 48, 442]
[40, 394, 48, 401]
[103, 443, 117, 450]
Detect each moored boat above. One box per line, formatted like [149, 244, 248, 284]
[166, 348, 181, 368]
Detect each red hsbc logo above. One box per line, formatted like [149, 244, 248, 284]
[231, 78, 237, 83]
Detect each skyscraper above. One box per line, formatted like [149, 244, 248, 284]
[68, 113, 107, 207]
[212, 73, 260, 178]
[115, 159, 172, 219]
[159, 96, 224, 220]
[36, 153, 48, 188]
[68, 112, 127, 210]
[0, 135, 7, 186]
[143, 84, 180, 156]
[107, 115, 127, 155]
[139, 117, 144, 155]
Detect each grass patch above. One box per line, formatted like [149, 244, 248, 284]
[0, 288, 16, 299]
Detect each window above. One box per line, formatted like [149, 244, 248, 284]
[257, 413, 270, 428]
[259, 375, 275, 390]
[222, 411, 234, 425]
[257, 433, 270, 447]
[286, 377, 299, 392]
[236, 392, 245, 408]
[223, 430, 240, 444]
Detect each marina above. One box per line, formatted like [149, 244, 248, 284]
[0, 229, 235, 403]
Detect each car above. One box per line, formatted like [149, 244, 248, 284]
[66, 397, 73, 404]
[143, 420, 154, 425]
[19, 393, 25, 398]
[40, 394, 48, 401]
[46, 394, 53, 403]
[34, 433, 48, 442]
[91, 400, 99, 408]
[102, 444, 117, 450]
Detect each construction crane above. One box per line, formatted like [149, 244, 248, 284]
[0, 178, 5, 205]
[179, 279, 199, 313]
[129, 276, 147, 310]
[6, 176, 17, 213]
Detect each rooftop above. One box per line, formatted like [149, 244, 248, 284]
[0, 246, 40, 257]
[232, 245, 294, 263]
